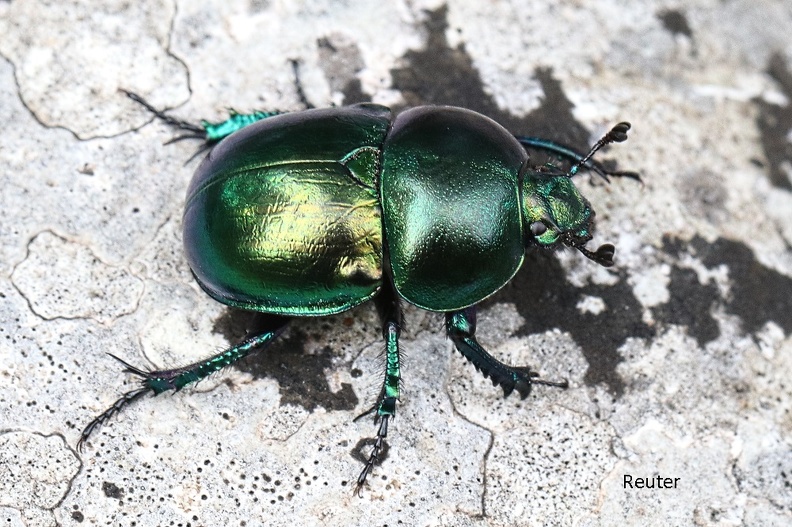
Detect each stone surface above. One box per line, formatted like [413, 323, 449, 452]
[1, 0, 791, 526]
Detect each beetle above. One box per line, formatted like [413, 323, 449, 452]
[78, 85, 637, 494]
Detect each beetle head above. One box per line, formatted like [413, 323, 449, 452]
[521, 171, 615, 267]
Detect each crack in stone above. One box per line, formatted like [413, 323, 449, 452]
[442, 353, 492, 520]
[0, 52, 84, 141]
[0, 429, 81, 514]
[10, 229, 145, 325]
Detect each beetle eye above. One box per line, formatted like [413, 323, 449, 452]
[529, 221, 547, 236]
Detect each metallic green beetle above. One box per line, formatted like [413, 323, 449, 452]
[80, 95, 637, 493]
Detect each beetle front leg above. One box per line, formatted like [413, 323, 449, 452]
[446, 307, 568, 398]
[354, 283, 403, 495]
[515, 122, 640, 182]
[78, 314, 289, 451]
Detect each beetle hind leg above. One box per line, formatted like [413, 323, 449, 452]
[446, 307, 568, 398]
[354, 283, 402, 495]
[78, 314, 289, 450]
[122, 58, 311, 151]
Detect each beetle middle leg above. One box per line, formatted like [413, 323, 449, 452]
[353, 282, 403, 495]
[446, 307, 568, 398]
[78, 313, 289, 451]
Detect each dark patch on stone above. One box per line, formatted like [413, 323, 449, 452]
[661, 235, 792, 339]
[339, 78, 369, 105]
[212, 309, 358, 412]
[239, 334, 358, 412]
[389, 5, 602, 164]
[692, 236, 792, 335]
[102, 481, 123, 500]
[754, 53, 792, 190]
[211, 308, 263, 344]
[677, 170, 728, 224]
[248, 0, 269, 13]
[317, 34, 371, 105]
[71, 510, 85, 522]
[657, 10, 693, 38]
[653, 266, 720, 346]
[489, 249, 654, 397]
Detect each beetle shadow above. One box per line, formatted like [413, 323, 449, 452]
[482, 248, 654, 398]
[211, 309, 359, 412]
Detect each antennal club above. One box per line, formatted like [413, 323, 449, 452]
[569, 122, 633, 180]
[576, 243, 616, 267]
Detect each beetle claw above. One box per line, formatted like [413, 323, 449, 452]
[77, 386, 152, 451]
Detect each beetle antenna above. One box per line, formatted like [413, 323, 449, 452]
[575, 243, 615, 267]
[568, 122, 633, 180]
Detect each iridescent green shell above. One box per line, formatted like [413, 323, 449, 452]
[183, 104, 391, 315]
[380, 107, 528, 311]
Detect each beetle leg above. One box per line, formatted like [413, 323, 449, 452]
[354, 283, 403, 495]
[202, 60, 314, 141]
[122, 89, 283, 147]
[125, 60, 311, 161]
[121, 89, 205, 137]
[289, 58, 314, 109]
[446, 307, 568, 398]
[78, 314, 289, 451]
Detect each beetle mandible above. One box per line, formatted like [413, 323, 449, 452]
[79, 73, 638, 493]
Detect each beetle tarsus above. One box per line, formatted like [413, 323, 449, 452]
[289, 59, 315, 109]
[122, 87, 288, 160]
[355, 415, 389, 496]
[446, 307, 568, 399]
[77, 386, 151, 451]
[121, 89, 205, 135]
